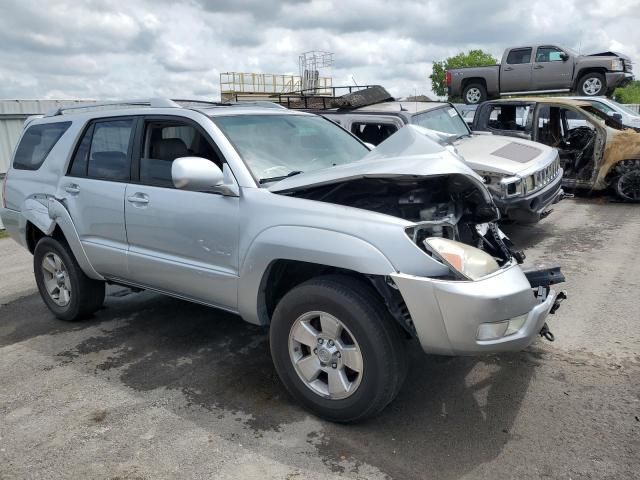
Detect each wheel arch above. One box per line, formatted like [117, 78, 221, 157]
[574, 67, 607, 89]
[237, 226, 397, 326]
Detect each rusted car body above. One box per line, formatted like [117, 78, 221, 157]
[472, 98, 640, 201]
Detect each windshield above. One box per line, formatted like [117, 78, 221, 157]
[411, 107, 470, 138]
[608, 99, 640, 117]
[213, 114, 369, 183]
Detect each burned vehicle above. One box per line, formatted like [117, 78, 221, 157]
[1, 100, 565, 422]
[308, 94, 564, 223]
[472, 98, 640, 201]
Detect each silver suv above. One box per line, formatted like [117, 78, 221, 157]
[0, 99, 565, 422]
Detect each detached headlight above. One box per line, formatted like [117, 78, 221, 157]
[611, 59, 624, 71]
[479, 171, 522, 198]
[424, 237, 501, 280]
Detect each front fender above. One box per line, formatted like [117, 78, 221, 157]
[237, 226, 396, 325]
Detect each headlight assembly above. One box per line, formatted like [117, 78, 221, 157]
[611, 59, 624, 71]
[424, 237, 501, 280]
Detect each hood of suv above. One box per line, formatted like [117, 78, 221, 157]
[454, 134, 556, 176]
[269, 125, 491, 203]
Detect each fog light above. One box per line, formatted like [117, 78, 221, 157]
[477, 314, 529, 340]
[505, 314, 527, 336]
[477, 320, 509, 340]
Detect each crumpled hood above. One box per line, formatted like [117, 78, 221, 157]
[584, 51, 631, 62]
[453, 134, 556, 176]
[269, 126, 489, 200]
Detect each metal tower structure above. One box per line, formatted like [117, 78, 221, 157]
[299, 51, 334, 94]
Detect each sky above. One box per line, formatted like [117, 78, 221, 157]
[0, 0, 639, 101]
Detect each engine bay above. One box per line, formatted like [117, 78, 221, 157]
[288, 175, 522, 266]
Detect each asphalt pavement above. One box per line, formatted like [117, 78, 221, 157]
[0, 195, 638, 479]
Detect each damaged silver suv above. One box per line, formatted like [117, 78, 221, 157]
[1, 99, 565, 422]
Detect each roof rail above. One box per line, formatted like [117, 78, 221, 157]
[46, 98, 180, 117]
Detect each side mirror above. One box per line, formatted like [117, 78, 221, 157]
[560, 53, 570, 62]
[172, 157, 237, 195]
[611, 112, 623, 122]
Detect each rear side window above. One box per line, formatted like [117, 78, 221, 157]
[506, 48, 532, 65]
[13, 122, 71, 170]
[68, 119, 134, 181]
[350, 122, 398, 146]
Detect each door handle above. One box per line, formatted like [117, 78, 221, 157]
[534, 64, 544, 69]
[504, 66, 514, 71]
[127, 193, 149, 205]
[64, 184, 80, 195]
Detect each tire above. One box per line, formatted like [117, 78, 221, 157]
[577, 72, 606, 96]
[613, 163, 640, 202]
[34, 236, 105, 321]
[463, 83, 487, 105]
[269, 275, 407, 423]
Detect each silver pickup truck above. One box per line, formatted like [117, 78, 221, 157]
[448, 45, 634, 104]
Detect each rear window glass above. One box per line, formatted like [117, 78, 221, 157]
[506, 48, 532, 65]
[13, 122, 71, 170]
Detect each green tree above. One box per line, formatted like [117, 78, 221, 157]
[613, 81, 640, 104]
[430, 50, 497, 100]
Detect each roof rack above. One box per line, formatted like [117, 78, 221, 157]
[46, 98, 181, 117]
[234, 85, 393, 110]
[46, 97, 288, 117]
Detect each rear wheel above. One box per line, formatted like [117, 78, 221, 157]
[463, 83, 487, 105]
[34, 237, 105, 321]
[577, 72, 606, 96]
[269, 275, 407, 422]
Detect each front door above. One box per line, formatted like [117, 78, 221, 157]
[501, 48, 533, 92]
[61, 117, 136, 278]
[532, 46, 573, 90]
[124, 116, 240, 310]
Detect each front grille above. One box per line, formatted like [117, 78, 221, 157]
[525, 156, 560, 195]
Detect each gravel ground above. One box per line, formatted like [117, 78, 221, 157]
[0, 195, 639, 480]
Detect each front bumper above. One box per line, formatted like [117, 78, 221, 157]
[391, 264, 560, 355]
[494, 170, 564, 223]
[605, 72, 634, 89]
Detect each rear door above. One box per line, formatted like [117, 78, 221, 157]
[124, 115, 240, 310]
[501, 48, 533, 92]
[62, 117, 136, 277]
[532, 46, 573, 89]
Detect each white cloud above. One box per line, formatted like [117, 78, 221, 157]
[0, 0, 638, 100]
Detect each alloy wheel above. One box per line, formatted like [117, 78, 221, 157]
[288, 311, 364, 400]
[41, 252, 71, 307]
[583, 78, 602, 95]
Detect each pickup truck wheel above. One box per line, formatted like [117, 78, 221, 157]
[34, 237, 105, 322]
[463, 83, 487, 105]
[270, 275, 407, 423]
[577, 73, 606, 96]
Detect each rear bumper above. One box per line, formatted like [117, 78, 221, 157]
[391, 264, 561, 355]
[494, 171, 564, 223]
[605, 72, 634, 89]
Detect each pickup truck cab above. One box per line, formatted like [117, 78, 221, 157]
[1, 99, 565, 422]
[315, 101, 564, 222]
[472, 97, 640, 201]
[448, 45, 634, 104]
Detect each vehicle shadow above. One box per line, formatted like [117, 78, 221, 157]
[1, 289, 537, 480]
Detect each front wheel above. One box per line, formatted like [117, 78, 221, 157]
[614, 163, 640, 202]
[34, 237, 105, 321]
[463, 83, 487, 104]
[269, 275, 407, 423]
[577, 73, 606, 96]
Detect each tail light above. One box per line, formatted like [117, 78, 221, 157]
[446, 71, 452, 87]
[1, 171, 7, 208]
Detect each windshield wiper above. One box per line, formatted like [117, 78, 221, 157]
[258, 170, 304, 184]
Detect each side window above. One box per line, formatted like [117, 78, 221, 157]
[590, 101, 615, 115]
[486, 105, 530, 131]
[506, 48, 532, 65]
[350, 122, 398, 146]
[68, 119, 134, 181]
[13, 122, 71, 170]
[536, 46, 564, 63]
[140, 120, 223, 187]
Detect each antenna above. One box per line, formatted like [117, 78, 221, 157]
[351, 75, 359, 87]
